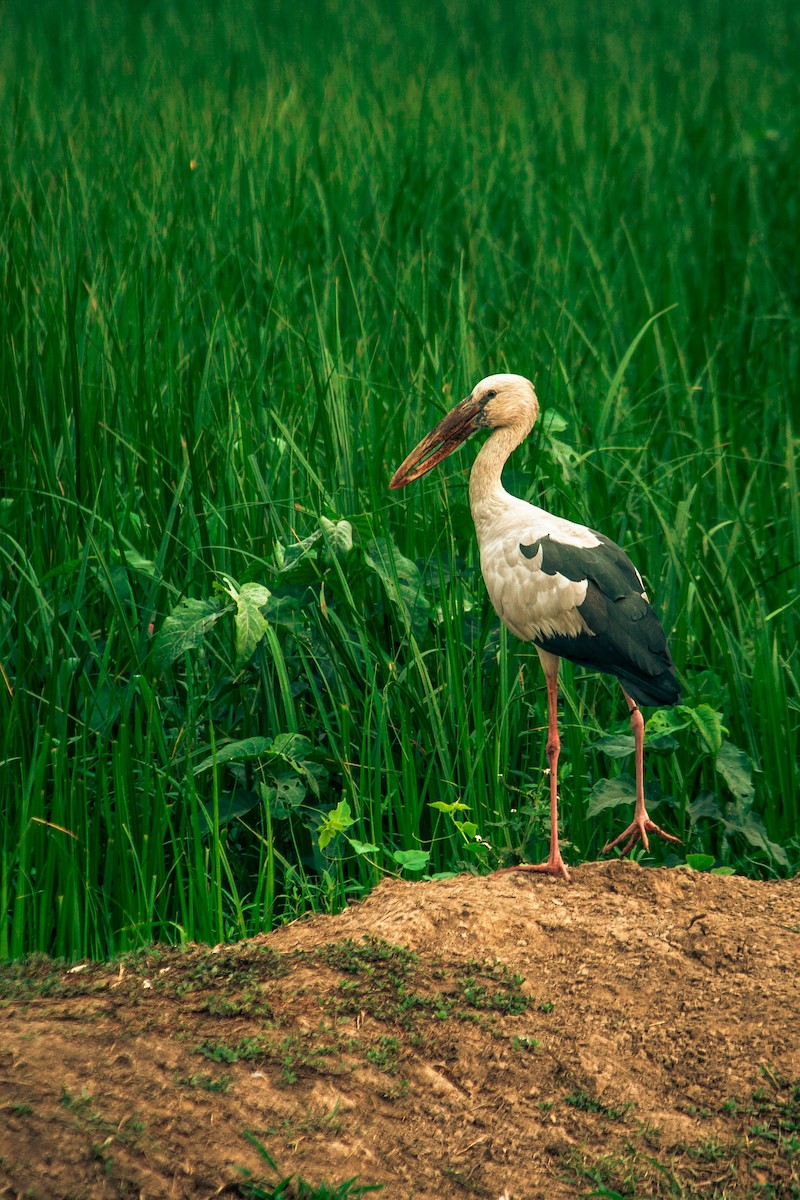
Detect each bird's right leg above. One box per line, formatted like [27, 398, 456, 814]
[602, 689, 681, 857]
[493, 657, 570, 882]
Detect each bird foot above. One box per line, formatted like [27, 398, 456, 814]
[492, 856, 571, 883]
[602, 813, 681, 858]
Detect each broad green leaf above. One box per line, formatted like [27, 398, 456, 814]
[271, 732, 314, 759]
[365, 535, 431, 641]
[151, 597, 224, 674]
[715, 742, 754, 802]
[320, 516, 354, 555]
[240, 582, 272, 607]
[217, 575, 240, 602]
[460, 821, 478, 840]
[200, 789, 260, 830]
[317, 799, 355, 850]
[546, 437, 580, 482]
[219, 577, 272, 667]
[276, 528, 323, 575]
[463, 841, 490, 857]
[685, 853, 716, 872]
[645, 734, 680, 753]
[541, 410, 569, 435]
[235, 594, 269, 667]
[645, 708, 692, 738]
[392, 849, 431, 872]
[263, 774, 307, 818]
[689, 792, 722, 823]
[591, 734, 635, 759]
[681, 704, 725, 756]
[723, 810, 789, 867]
[299, 760, 328, 799]
[194, 736, 273, 774]
[586, 776, 636, 818]
[429, 800, 471, 814]
[268, 733, 326, 798]
[348, 839, 381, 856]
[264, 593, 304, 630]
[274, 774, 307, 807]
[275, 519, 354, 582]
[111, 546, 157, 576]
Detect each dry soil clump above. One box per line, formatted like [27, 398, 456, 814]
[1, 860, 798, 1198]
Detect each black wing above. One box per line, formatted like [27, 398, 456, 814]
[519, 533, 680, 706]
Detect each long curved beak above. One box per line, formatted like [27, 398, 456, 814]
[389, 394, 485, 488]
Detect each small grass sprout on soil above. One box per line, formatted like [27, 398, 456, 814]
[240, 1131, 384, 1199]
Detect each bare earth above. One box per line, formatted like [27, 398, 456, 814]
[1, 860, 799, 1199]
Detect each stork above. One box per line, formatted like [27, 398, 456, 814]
[389, 373, 681, 881]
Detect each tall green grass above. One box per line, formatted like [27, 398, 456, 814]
[2, 0, 798, 958]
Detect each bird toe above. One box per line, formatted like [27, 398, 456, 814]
[602, 814, 681, 858]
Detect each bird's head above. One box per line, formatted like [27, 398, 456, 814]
[389, 373, 539, 488]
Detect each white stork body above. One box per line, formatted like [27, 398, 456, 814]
[390, 373, 680, 881]
[474, 499, 598, 644]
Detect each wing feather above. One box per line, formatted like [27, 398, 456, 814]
[480, 528, 679, 706]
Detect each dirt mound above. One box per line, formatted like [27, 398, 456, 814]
[2, 860, 799, 1199]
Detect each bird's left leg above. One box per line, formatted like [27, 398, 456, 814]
[602, 689, 681, 857]
[493, 657, 570, 881]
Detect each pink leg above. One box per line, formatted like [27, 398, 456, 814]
[493, 664, 570, 882]
[602, 689, 681, 857]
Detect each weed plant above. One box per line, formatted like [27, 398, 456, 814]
[1, 0, 798, 958]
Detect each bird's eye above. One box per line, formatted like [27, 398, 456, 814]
[485, 389, 497, 401]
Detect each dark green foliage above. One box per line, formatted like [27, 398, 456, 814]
[1, 0, 798, 958]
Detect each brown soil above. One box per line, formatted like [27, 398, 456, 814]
[1, 860, 799, 1200]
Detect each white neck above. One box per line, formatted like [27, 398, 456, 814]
[468, 422, 532, 538]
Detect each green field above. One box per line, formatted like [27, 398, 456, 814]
[2, 0, 798, 960]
